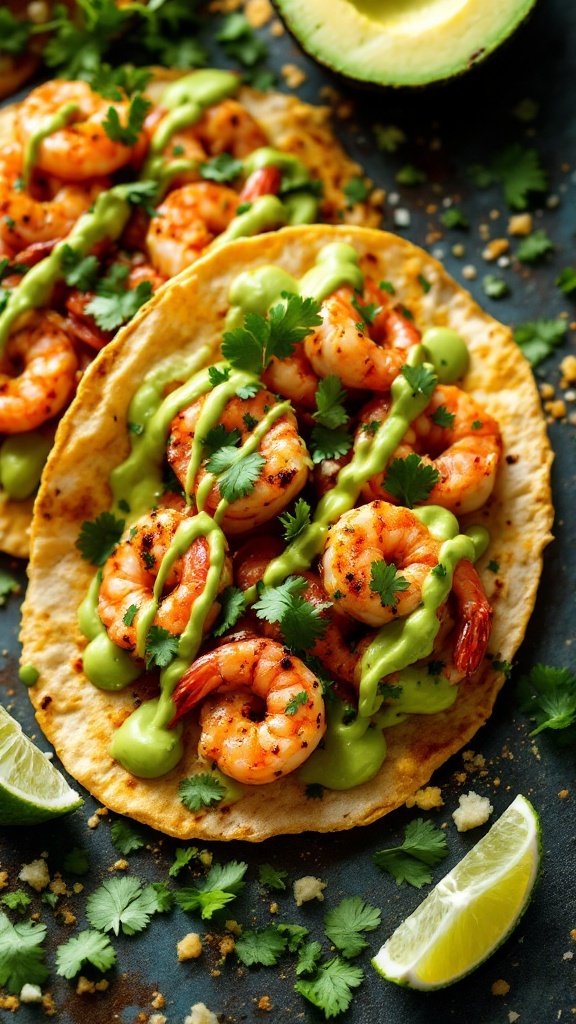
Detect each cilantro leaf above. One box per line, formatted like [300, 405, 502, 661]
[209, 365, 231, 388]
[60, 245, 100, 291]
[296, 940, 323, 975]
[221, 313, 267, 373]
[217, 13, 267, 67]
[279, 498, 312, 543]
[206, 450, 266, 503]
[396, 164, 427, 186]
[202, 424, 241, 454]
[323, 897, 381, 959]
[169, 847, 199, 878]
[373, 818, 449, 888]
[285, 690, 309, 716]
[145, 625, 179, 670]
[86, 279, 153, 332]
[313, 376, 349, 430]
[513, 319, 568, 367]
[103, 93, 151, 146]
[76, 512, 125, 565]
[369, 560, 410, 608]
[373, 124, 406, 153]
[200, 154, 243, 184]
[254, 577, 307, 621]
[0, 568, 19, 606]
[150, 881, 174, 912]
[401, 364, 437, 399]
[516, 229, 554, 264]
[179, 772, 226, 812]
[55, 930, 116, 979]
[258, 864, 288, 891]
[86, 876, 159, 936]
[254, 576, 328, 652]
[176, 860, 248, 920]
[295, 957, 364, 1019]
[0, 912, 47, 993]
[277, 923, 309, 951]
[440, 207, 469, 230]
[343, 176, 369, 206]
[431, 405, 455, 429]
[268, 294, 322, 356]
[235, 925, 287, 967]
[110, 819, 146, 855]
[556, 267, 576, 296]
[0, 891, 31, 914]
[518, 664, 576, 735]
[213, 586, 246, 638]
[310, 424, 353, 464]
[88, 63, 152, 100]
[491, 145, 547, 210]
[384, 453, 440, 508]
[0, 11, 30, 55]
[222, 296, 320, 373]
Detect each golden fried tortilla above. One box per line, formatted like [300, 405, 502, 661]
[20, 226, 553, 840]
[0, 81, 379, 558]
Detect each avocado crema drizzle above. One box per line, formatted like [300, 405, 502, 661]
[76, 241, 489, 792]
[0, 70, 321, 501]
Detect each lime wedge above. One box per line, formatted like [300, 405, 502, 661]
[0, 705, 83, 824]
[372, 794, 540, 989]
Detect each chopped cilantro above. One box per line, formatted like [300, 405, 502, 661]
[208, 365, 231, 388]
[343, 176, 369, 207]
[296, 940, 323, 975]
[243, 412, 258, 431]
[85, 268, 153, 332]
[439, 207, 469, 230]
[556, 267, 576, 296]
[222, 295, 320, 374]
[122, 603, 138, 627]
[490, 144, 547, 210]
[379, 280, 396, 295]
[145, 625, 179, 670]
[396, 164, 427, 186]
[418, 274, 431, 293]
[487, 559, 500, 573]
[213, 586, 246, 638]
[279, 498, 312, 543]
[513, 318, 567, 367]
[89, 63, 152, 100]
[310, 424, 353, 464]
[76, 512, 125, 565]
[60, 245, 100, 291]
[86, 876, 159, 936]
[482, 275, 510, 300]
[384, 453, 440, 508]
[492, 659, 513, 678]
[278, 923, 309, 951]
[206, 449, 266, 503]
[516, 229, 554, 264]
[373, 124, 405, 152]
[351, 295, 380, 327]
[285, 690, 309, 716]
[235, 925, 287, 966]
[268, 293, 322, 351]
[200, 154, 243, 184]
[401, 364, 437, 399]
[254, 576, 329, 652]
[370, 560, 409, 608]
[176, 860, 248, 920]
[373, 818, 449, 888]
[431, 405, 455, 429]
[258, 864, 288, 891]
[0, 891, 31, 914]
[179, 772, 226, 812]
[295, 957, 364, 1019]
[102, 93, 151, 146]
[42, 891, 59, 909]
[217, 13, 267, 67]
[202, 424, 241, 454]
[0, 11, 30, 55]
[431, 563, 447, 578]
[169, 847, 199, 878]
[0, 568, 19, 606]
[150, 881, 174, 912]
[518, 664, 576, 735]
[313, 375, 349, 430]
[110, 818, 146, 855]
[0, 912, 48, 993]
[56, 930, 116, 979]
[324, 897, 381, 959]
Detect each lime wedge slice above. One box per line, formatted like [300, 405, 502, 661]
[0, 705, 83, 824]
[372, 794, 540, 989]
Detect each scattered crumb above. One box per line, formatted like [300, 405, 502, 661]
[492, 979, 511, 996]
[75, 977, 109, 995]
[281, 63, 306, 89]
[570, 929, 576, 941]
[87, 814, 100, 829]
[244, 0, 272, 27]
[560, 355, 576, 386]
[112, 859, 129, 871]
[49, 878, 67, 896]
[95, 807, 108, 817]
[73, 883, 84, 894]
[405, 786, 444, 810]
[269, 901, 279, 914]
[19, 858, 50, 892]
[178, 933, 203, 961]
[452, 243, 465, 258]
[184, 1004, 219, 1024]
[19, 985, 43, 1004]
[219, 935, 235, 959]
[539, 382, 555, 400]
[482, 238, 509, 261]
[452, 791, 493, 832]
[58, 908, 77, 927]
[0, 994, 19, 1011]
[269, 18, 284, 36]
[257, 995, 272, 1011]
[544, 399, 566, 420]
[393, 208, 411, 228]
[508, 213, 533, 236]
[559, 789, 570, 800]
[42, 993, 57, 1016]
[293, 876, 327, 906]
[151, 992, 166, 1010]
[508, 1013, 520, 1023]
[225, 919, 243, 936]
[150, 1016, 167, 1024]
[563, 951, 574, 961]
[0, 871, 8, 889]
[462, 265, 477, 280]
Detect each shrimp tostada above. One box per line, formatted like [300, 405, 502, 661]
[21, 225, 553, 841]
[0, 69, 378, 557]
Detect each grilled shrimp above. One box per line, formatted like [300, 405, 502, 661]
[98, 508, 232, 652]
[0, 311, 78, 433]
[304, 279, 421, 391]
[0, 177, 107, 253]
[167, 389, 310, 534]
[358, 385, 502, 514]
[192, 100, 267, 158]
[170, 637, 326, 784]
[146, 181, 238, 277]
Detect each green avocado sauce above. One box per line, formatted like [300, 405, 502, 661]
[19, 664, 39, 687]
[23, 103, 79, 189]
[0, 431, 53, 500]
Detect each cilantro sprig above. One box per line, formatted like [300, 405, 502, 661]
[86, 877, 160, 936]
[179, 772, 226, 812]
[384, 453, 440, 508]
[0, 912, 47, 993]
[279, 498, 312, 543]
[85, 263, 153, 332]
[76, 512, 125, 566]
[56, 930, 116, 979]
[369, 560, 410, 608]
[254, 576, 329, 652]
[373, 818, 449, 887]
[323, 897, 381, 959]
[513, 319, 568, 367]
[103, 93, 151, 146]
[518, 664, 576, 736]
[175, 860, 248, 920]
[221, 294, 321, 375]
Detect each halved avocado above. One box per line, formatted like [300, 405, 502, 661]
[273, 0, 538, 87]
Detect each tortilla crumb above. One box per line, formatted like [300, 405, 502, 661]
[293, 876, 327, 906]
[150, 1016, 167, 1024]
[452, 791, 493, 832]
[462, 265, 477, 280]
[570, 929, 576, 941]
[49, 878, 67, 896]
[58, 908, 77, 926]
[151, 992, 165, 1010]
[257, 995, 273, 1011]
[539, 382, 555, 399]
[508, 1013, 520, 1022]
[73, 883, 84, 894]
[184, 1003, 219, 1024]
[544, 399, 566, 420]
[405, 786, 444, 810]
[269, 901, 279, 914]
[0, 871, 8, 889]
[508, 213, 533, 236]
[225, 919, 243, 936]
[219, 935, 235, 959]
[0, 995, 19, 1011]
[87, 814, 100, 829]
[244, 0, 272, 27]
[112, 859, 129, 871]
[75, 977, 109, 995]
[42, 993, 57, 1016]
[281, 64, 307, 89]
[178, 933, 203, 961]
[492, 979, 511, 996]
[563, 951, 574, 961]
[19, 858, 50, 892]
[269, 19, 284, 36]
[20, 984, 43, 1004]
[560, 355, 576, 386]
[482, 239, 509, 261]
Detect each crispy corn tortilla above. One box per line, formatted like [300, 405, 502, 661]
[0, 81, 379, 558]
[21, 225, 553, 841]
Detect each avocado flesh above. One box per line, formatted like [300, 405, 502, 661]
[274, 0, 538, 86]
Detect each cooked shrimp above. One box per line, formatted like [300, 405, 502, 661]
[146, 181, 238, 277]
[0, 178, 107, 252]
[322, 500, 441, 628]
[262, 343, 319, 410]
[170, 637, 326, 784]
[358, 385, 502, 514]
[98, 507, 232, 652]
[167, 388, 310, 534]
[17, 80, 145, 181]
[238, 166, 282, 203]
[192, 100, 267, 159]
[0, 311, 78, 433]
[304, 279, 421, 391]
[451, 558, 493, 675]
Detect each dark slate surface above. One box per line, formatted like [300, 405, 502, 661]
[1, 0, 575, 1020]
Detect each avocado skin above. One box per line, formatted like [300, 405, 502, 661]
[271, 0, 539, 90]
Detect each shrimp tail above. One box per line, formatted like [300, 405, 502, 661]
[171, 655, 222, 723]
[451, 560, 493, 675]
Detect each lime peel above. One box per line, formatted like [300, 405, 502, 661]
[0, 705, 83, 825]
[372, 794, 541, 989]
